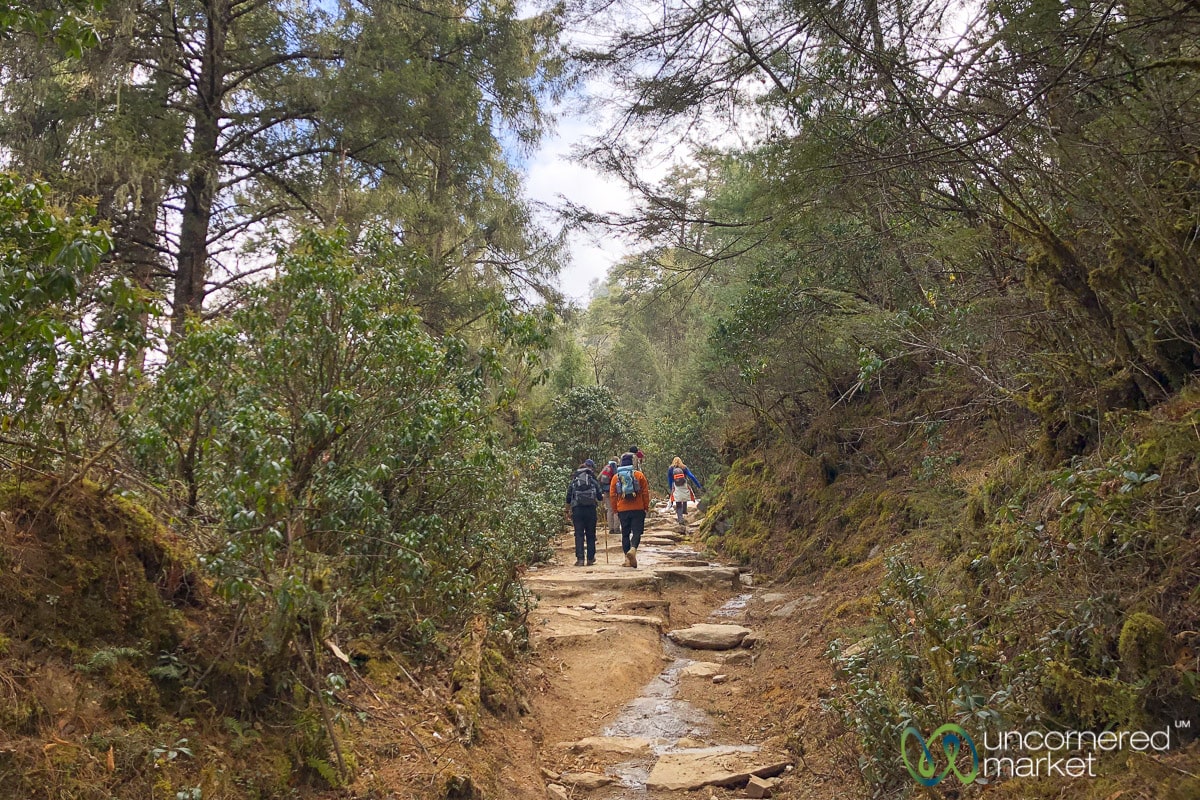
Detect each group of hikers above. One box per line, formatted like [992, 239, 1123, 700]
[564, 447, 704, 568]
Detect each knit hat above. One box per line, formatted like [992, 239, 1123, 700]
[583, 458, 595, 468]
[620, 453, 634, 466]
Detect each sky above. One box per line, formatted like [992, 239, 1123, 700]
[522, 93, 635, 305]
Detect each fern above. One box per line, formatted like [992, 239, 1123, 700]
[74, 646, 144, 673]
[305, 755, 344, 788]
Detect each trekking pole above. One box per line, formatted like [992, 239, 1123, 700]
[604, 507, 610, 564]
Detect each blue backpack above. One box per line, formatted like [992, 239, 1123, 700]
[615, 465, 639, 500]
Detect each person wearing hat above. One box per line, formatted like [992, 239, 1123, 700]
[610, 452, 650, 567]
[625, 445, 646, 472]
[598, 457, 620, 537]
[565, 458, 604, 566]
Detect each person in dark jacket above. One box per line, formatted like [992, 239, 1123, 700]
[565, 459, 604, 566]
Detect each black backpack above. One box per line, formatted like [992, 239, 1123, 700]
[571, 471, 598, 506]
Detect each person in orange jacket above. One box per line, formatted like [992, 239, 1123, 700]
[609, 452, 650, 568]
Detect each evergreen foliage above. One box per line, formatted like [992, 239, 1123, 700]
[545, 384, 637, 467]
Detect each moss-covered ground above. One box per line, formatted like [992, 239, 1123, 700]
[698, 382, 1200, 796]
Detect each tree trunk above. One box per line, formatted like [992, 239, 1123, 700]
[172, 0, 228, 340]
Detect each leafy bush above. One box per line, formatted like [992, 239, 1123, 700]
[643, 407, 722, 493]
[0, 173, 147, 461]
[826, 555, 1006, 792]
[131, 229, 562, 670]
[545, 384, 638, 467]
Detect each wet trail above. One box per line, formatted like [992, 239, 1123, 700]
[524, 502, 793, 798]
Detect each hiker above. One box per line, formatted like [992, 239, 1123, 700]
[598, 457, 620, 536]
[625, 445, 646, 472]
[666, 457, 704, 526]
[610, 452, 650, 568]
[566, 458, 604, 566]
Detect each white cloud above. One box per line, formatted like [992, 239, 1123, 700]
[524, 98, 636, 303]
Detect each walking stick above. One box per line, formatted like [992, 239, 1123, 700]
[604, 504, 610, 564]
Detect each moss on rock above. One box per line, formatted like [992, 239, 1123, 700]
[1118, 612, 1168, 680]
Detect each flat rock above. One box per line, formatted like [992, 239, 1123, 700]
[560, 736, 652, 756]
[680, 661, 723, 678]
[653, 566, 740, 590]
[721, 650, 753, 666]
[560, 772, 613, 790]
[546, 784, 568, 800]
[599, 613, 665, 630]
[841, 638, 871, 658]
[646, 747, 791, 791]
[526, 572, 662, 598]
[767, 598, 803, 618]
[667, 624, 752, 650]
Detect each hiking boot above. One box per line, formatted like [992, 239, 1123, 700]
[574, 559, 584, 567]
[628, 547, 637, 568]
[623, 551, 633, 567]
[586, 559, 595, 566]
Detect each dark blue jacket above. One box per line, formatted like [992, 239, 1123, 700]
[566, 468, 604, 506]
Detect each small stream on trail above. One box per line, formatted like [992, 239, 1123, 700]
[709, 592, 752, 619]
[598, 592, 760, 795]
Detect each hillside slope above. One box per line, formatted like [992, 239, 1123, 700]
[699, 384, 1200, 796]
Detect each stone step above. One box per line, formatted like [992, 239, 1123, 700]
[652, 565, 740, 591]
[613, 598, 670, 615]
[556, 736, 652, 757]
[549, 607, 665, 631]
[525, 572, 662, 598]
[646, 747, 791, 792]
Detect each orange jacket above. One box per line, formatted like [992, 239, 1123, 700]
[609, 469, 650, 513]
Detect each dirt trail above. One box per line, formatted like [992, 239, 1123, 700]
[514, 503, 868, 799]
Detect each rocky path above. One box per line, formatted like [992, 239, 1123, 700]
[521, 504, 799, 799]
